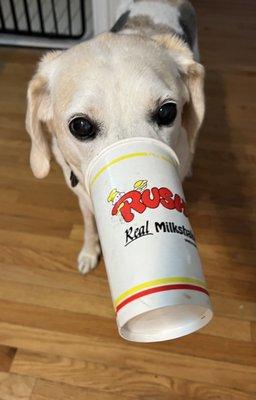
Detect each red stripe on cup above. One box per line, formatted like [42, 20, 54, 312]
[115, 284, 209, 313]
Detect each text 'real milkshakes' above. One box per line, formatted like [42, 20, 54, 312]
[86, 137, 213, 342]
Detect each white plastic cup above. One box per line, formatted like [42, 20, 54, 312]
[86, 137, 213, 342]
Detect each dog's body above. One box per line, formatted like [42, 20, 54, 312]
[26, 0, 205, 274]
[114, 0, 199, 60]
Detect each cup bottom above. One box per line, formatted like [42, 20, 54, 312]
[119, 304, 213, 342]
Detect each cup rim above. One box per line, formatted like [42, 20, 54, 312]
[85, 137, 180, 194]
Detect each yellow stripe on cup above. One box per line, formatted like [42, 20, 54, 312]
[90, 151, 176, 188]
[114, 277, 207, 308]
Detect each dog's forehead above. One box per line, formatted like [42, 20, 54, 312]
[52, 33, 180, 112]
[61, 32, 168, 66]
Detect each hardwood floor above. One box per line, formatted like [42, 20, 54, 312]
[0, 1, 255, 399]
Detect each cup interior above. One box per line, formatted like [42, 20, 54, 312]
[120, 304, 213, 342]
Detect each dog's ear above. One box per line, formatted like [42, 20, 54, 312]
[26, 51, 62, 178]
[153, 35, 205, 154]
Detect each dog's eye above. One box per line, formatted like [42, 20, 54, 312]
[69, 117, 97, 141]
[154, 102, 177, 126]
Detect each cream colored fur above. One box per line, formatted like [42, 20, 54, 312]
[26, 2, 205, 274]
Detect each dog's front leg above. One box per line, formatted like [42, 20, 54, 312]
[77, 193, 101, 274]
[52, 139, 100, 274]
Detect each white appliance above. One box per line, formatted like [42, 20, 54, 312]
[0, 0, 119, 48]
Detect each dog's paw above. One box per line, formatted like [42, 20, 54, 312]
[77, 244, 101, 275]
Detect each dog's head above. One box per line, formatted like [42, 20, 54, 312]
[26, 32, 204, 182]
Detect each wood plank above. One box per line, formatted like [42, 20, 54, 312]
[13, 350, 256, 400]
[200, 315, 251, 342]
[0, 264, 252, 342]
[251, 322, 256, 342]
[0, 244, 77, 274]
[210, 294, 256, 322]
[31, 379, 130, 400]
[31, 379, 256, 400]
[200, 243, 256, 269]
[16, 183, 79, 211]
[0, 229, 81, 260]
[0, 201, 82, 226]
[0, 47, 43, 64]
[12, 350, 180, 400]
[5, 236, 253, 286]
[0, 346, 17, 372]
[0, 372, 35, 400]
[0, 280, 113, 319]
[0, 189, 19, 204]
[0, 165, 69, 187]
[2, 322, 254, 394]
[190, 201, 256, 225]
[0, 263, 108, 298]
[207, 276, 256, 303]
[1, 297, 256, 371]
[0, 214, 72, 239]
[69, 225, 84, 241]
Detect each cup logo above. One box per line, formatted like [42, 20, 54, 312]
[107, 180, 187, 223]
